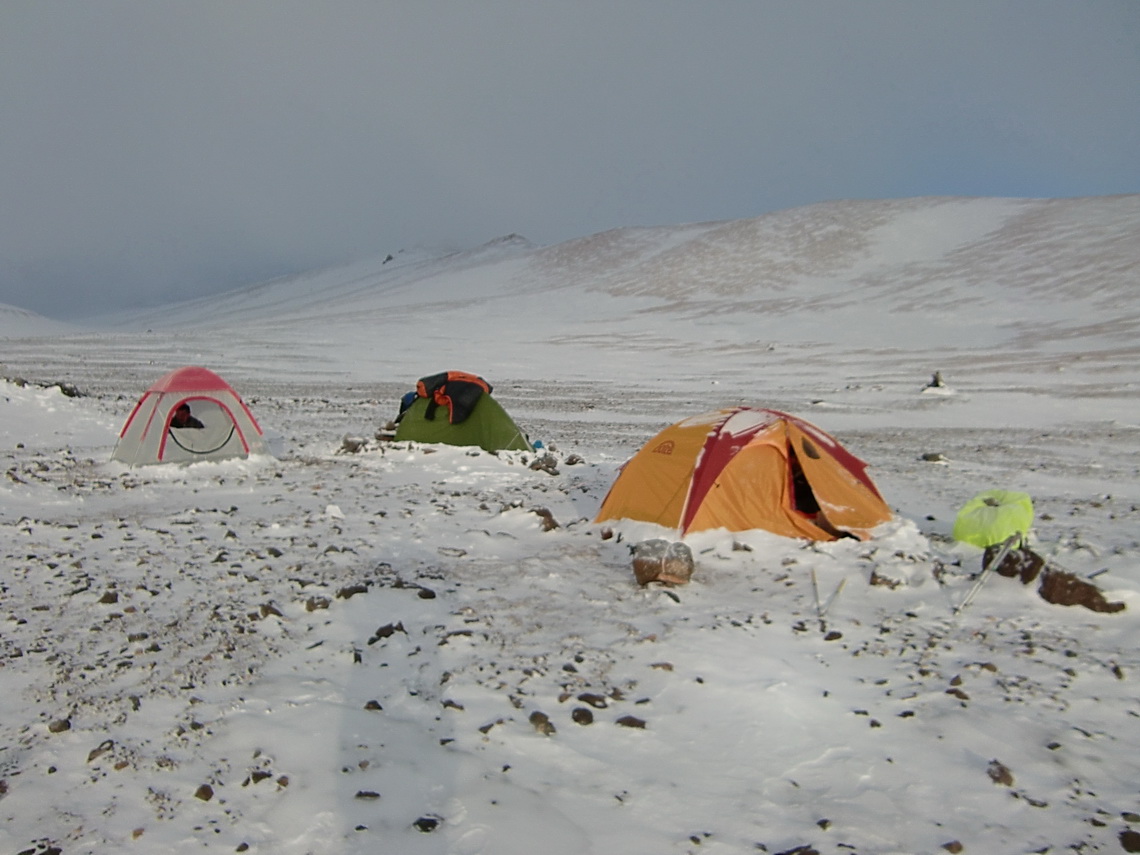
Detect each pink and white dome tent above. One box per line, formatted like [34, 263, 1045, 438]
[111, 366, 270, 466]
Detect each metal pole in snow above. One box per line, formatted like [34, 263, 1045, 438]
[954, 532, 1021, 615]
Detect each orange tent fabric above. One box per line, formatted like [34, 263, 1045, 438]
[595, 407, 892, 540]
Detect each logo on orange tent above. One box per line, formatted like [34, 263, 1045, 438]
[652, 440, 675, 454]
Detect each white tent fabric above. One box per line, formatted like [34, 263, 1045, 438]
[111, 366, 269, 465]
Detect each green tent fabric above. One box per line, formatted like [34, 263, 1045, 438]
[953, 489, 1034, 548]
[394, 394, 533, 452]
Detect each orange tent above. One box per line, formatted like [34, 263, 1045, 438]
[595, 407, 892, 540]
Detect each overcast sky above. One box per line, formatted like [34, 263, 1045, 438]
[2, 2, 1138, 319]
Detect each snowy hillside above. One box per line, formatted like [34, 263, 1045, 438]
[6, 195, 1138, 412]
[0, 302, 77, 337]
[2, 195, 1140, 855]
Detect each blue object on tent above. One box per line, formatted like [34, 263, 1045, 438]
[399, 390, 417, 415]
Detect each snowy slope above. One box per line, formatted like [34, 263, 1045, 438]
[9, 195, 1136, 406]
[0, 302, 77, 338]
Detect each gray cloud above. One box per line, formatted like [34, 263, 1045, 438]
[2, 1, 1138, 318]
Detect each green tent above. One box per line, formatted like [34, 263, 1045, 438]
[394, 393, 533, 452]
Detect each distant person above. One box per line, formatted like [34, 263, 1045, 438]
[170, 403, 204, 429]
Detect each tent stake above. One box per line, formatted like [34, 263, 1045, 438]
[954, 533, 1021, 615]
[811, 569, 823, 627]
[812, 570, 845, 630]
[821, 578, 846, 618]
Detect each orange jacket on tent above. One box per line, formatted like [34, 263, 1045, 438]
[595, 407, 892, 540]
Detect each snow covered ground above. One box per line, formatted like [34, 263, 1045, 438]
[2, 195, 1139, 854]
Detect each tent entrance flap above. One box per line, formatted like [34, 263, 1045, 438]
[168, 423, 238, 456]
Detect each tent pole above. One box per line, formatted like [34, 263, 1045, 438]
[954, 532, 1021, 615]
